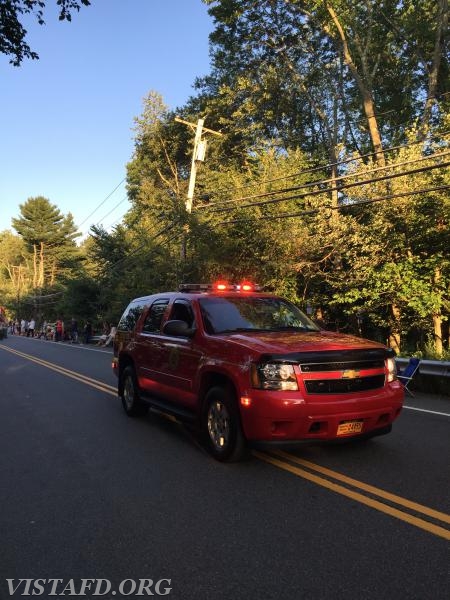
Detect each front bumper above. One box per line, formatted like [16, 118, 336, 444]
[239, 382, 404, 442]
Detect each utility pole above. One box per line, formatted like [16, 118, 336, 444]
[175, 116, 222, 213]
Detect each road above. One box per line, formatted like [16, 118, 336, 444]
[0, 335, 449, 600]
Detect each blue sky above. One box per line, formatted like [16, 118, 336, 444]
[0, 0, 213, 238]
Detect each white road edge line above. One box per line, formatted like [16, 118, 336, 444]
[403, 405, 450, 417]
[10, 337, 112, 353]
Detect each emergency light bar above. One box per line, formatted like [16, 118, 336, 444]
[179, 281, 261, 293]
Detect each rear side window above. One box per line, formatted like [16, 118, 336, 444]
[168, 300, 195, 328]
[118, 300, 147, 332]
[142, 299, 169, 333]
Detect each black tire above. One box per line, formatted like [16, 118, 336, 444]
[203, 386, 247, 462]
[120, 366, 149, 417]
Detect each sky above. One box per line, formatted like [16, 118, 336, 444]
[0, 0, 213, 239]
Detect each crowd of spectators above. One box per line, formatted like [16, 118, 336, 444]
[6, 318, 116, 347]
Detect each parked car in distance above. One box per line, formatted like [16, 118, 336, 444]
[112, 282, 404, 461]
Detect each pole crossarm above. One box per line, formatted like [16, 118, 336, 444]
[175, 116, 223, 137]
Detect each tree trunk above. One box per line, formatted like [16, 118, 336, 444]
[432, 265, 444, 356]
[433, 313, 443, 357]
[33, 244, 38, 288]
[418, 0, 449, 140]
[39, 242, 45, 287]
[388, 303, 402, 354]
[325, 4, 386, 167]
[329, 93, 340, 219]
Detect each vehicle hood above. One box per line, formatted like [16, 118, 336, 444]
[222, 330, 389, 360]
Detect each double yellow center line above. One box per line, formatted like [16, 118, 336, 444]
[2, 343, 449, 541]
[0, 344, 116, 396]
[254, 450, 450, 541]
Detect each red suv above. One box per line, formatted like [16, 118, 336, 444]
[112, 282, 404, 461]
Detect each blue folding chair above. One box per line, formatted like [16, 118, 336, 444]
[397, 357, 420, 396]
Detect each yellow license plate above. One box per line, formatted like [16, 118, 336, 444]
[337, 420, 364, 436]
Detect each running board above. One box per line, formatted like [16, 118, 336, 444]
[140, 392, 198, 423]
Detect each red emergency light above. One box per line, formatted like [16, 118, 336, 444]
[213, 280, 260, 292]
[180, 281, 261, 293]
[238, 281, 254, 292]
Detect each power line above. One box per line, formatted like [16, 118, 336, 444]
[194, 129, 450, 202]
[95, 196, 128, 227]
[110, 164, 448, 261]
[78, 178, 126, 227]
[202, 149, 450, 212]
[217, 184, 450, 225]
[86, 180, 449, 280]
[103, 230, 184, 278]
[103, 215, 126, 231]
[104, 221, 182, 275]
[203, 159, 450, 214]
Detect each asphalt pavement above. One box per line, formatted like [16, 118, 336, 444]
[0, 334, 449, 600]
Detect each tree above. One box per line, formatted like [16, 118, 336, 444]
[56, 276, 102, 324]
[12, 196, 81, 287]
[0, 230, 30, 312]
[200, 0, 449, 162]
[323, 128, 450, 355]
[0, 0, 90, 66]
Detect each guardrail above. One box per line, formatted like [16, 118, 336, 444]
[396, 358, 450, 378]
[396, 357, 450, 396]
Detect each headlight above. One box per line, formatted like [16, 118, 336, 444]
[386, 357, 397, 382]
[252, 363, 298, 390]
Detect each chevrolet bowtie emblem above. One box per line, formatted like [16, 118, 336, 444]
[342, 369, 360, 379]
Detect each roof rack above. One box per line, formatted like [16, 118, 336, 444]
[179, 283, 213, 293]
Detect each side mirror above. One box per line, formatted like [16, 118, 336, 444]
[163, 320, 195, 338]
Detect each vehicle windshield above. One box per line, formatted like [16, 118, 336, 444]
[198, 296, 320, 335]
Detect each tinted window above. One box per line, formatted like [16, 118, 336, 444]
[142, 299, 169, 333]
[118, 300, 148, 332]
[199, 296, 319, 334]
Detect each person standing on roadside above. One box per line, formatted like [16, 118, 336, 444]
[83, 320, 92, 344]
[28, 318, 36, 337]
[40, 320, 48, 339]
[55, 318, 63, 342]
[70, 318, 78, 343]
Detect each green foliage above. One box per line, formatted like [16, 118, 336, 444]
[4, 3, 446, 357]
[201, 0, 449, 161]
[11, 196, 82, 288]
[12, 196, 79, 249]
[92, 78, 448, 356]
[185, 146, 313, 299]
[408, 340, 450, 361]
[0, 0, 91, 65]
[56, 277, 102, 323]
